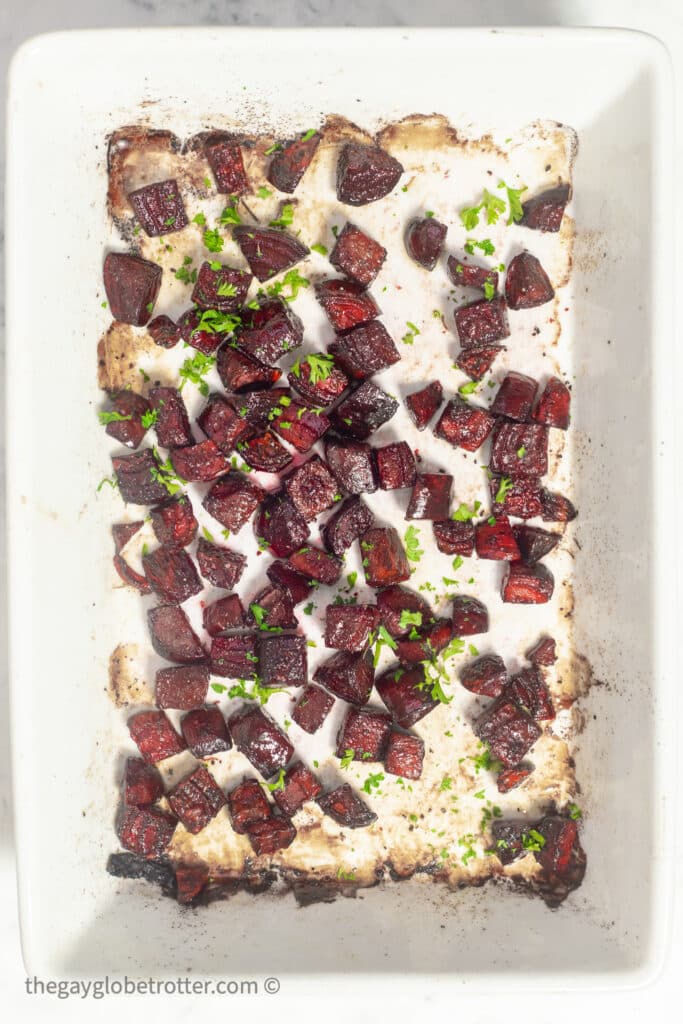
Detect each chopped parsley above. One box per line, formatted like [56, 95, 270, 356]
[399, 610, 422, 629]
[96, 476, 118, 493]
[517, 445, 527, 459]
[256, 186, 273, 199]
[402, 321, 421, 345]
[339, 749, 355, 769]
[451, 500, 482, 522]
[226, 678, 286, 704]
[362, 772, 385, 794]
[301, 128, 317, 141]
[217, 280, 238, 297]
[192, 212, 207, 226]
[291, 352, 334, 383]
[303, 602, 315, 615]
[458, 380, 479, 396]
[150, 450, 186, 496]
[498, 179, 527, 224]
[494, 476, 513, 504]
[98, 410, 131, 425]
[218, 202, 241, 226]
[464, 238, 495, 256]
[568, 803, 583, 820]
[459, 188, 506, 229]
[203, 228, 224, 252]
[269, 203, 295, 229]
[264, 769, 286, 793]
[178, 350, 217, 396]
[404, 525, 423, 563]
[521, 828, 546, 852]
[310, 242, 328, 255]
[483, 278, 496, 301]
[264, 142, 282, 156]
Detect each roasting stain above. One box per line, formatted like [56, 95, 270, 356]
[97, 321, 160, 393]
[572, 228, 607, 275]
[107, 126, 182, 223]
[321, 113, 374, 146]
[107, 643, 153, 708]
[378, 113, 460, 154]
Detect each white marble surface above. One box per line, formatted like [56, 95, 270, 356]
[1, 0, 682, 1018]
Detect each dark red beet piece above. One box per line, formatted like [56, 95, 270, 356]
[216, 344, 282, 393]
[512, 524, 560, 564]
[228, 779, 272, 834]
[456, 344, 505, 381]
[113, 553, 151, 594]
[375, 585, 434, 638]
[203, 472, 265, 532]
[267, 131, 321, 193]
[288, 545, 343, 585]
[314, 651, 374, 705]
[229, 706, 294, 778]
[455, 296, 510, 347]
[104, 390, 150, 449]
[502, 561, 554, 604]
[460, 654, 507, 697]
[325, 605, 380, 652]
[205, 137, 248, 194]
[197, 536, 246, 589]
[170, 440, 230, 483]
[148, 605, 205, 663]
[497, 766, 533, 793]
[507, 667, 555, 721]
[257, 634, 308, 688]
[435, 396, 495, 452]
[505, 252, 554, 309]
[142, 545, 202, 603]
[395, 618, 453, 665]
[177, 307, 225, 357]
[336, 707, 392, 762]
[181, 708, 231, 758]
[148, 315, 180, 349]
[475, 516, 521, 561]
[103, 252, 162, 326]
[315, 279, 381, 332]
[375, 664, 439, 729]
[266, 561, 314, 605]
[284, 456, 340, 521]
[336, 142, 403, 206]
[405, 217, 448, 270]
[210, 633, 258, 678]
[234, 388, 290, 430]
[406, 473, 452, 520]
[451, 596, 489, 637]
[238, 430, 292, 473]
[150, 496, 198, 548]
[474, 695, 542, 768]
[293, 685, 335, 733]
[168, 765, 226, 834]
[124, 758, 164, 806]
[491, 476, 543, 520]
[113, 449, 169, 504]
[527, 636, 557, 666]
[322, 496, 374, 557]
[384, 731, 425, 780]
[490, 421, 548, 478]
[203, 594, 245, 636]
[329, 320, 400, 380]
[233, 226, 309, 282]
[490, 372, 538, 421]
[288, 354, 349, 407]
[540, 489, 577, 523]
[534, 376, 571, 429]
[329, 222, 387, 286]
[317, 784, 377, 828]
[191, 262, 251, 312]
[433, 520, 475, 556]
[273, 762, 322, 817]
[534, 816, 586, 901]
[249, 583, 297, 630]
[175, 865, 210, 905]
[375, 442, 416, 491]
[149, 387, 193, 448]
[156, 664, 209, 710]
[331, 380, 398, 440]
[520, 184, 571, 232]
[118, 806, 176, 859]
[247, 816, 297, 855]
[112, 521, 143, 554]
[128, 179, 188, 236]
[255, 493, 310, 557]
[129, 710, 186, 764]
[197, 394, 253, 453]
[237, 298, 304, 365]
[406, 381, 443, 430]
[447, 255, 498, 293]
[271, 401, 330, 453]
[361, 527, 410, 588]
[325, 436, 377, 494]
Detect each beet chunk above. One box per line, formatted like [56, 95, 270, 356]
[507, 666, 555, 721]
[325, 605, 380, 652]
[103, 252, 162, 326]
[177, 307, 225, 357]
[129, 710, 186, 764]
[490, 372, 538, 422]
[203, 593, 245, 635]
[491, 476, 543, 520]
[203, 472, 265, 532]
[266, 561, 314, 605]
[210, 633, 258, 678]
[205, 137, 248, 194]
[331, 380, 398, 440]
[181, 707, 231, 758]
[405, 217, 448, 270]
[168, 765, 226, 834]
[322, 496, 374, 557]
[455, 296, 510, 347]
[317, 783, 377, 828]
[288, 545, 343, 585]
[376, 442, 416, 491]
[249, 584, 297, 631]
[267, 130, 321, 193]
[128, 179, 188, 236]
[406, 473, 452, 520]
[375, 585, 434, 638]
[228, 778, 272, 834]
[505, 252, 555, 309]
[520, 184, 571, 233]
[433, 520, 475, 556]
[197, 394, 253, 453]
[528, 636, 557, 666]
[314, 651, 374, 705]
[395, 618, 453, 665]
[233, 226, 309, 282]
[229, 706, 294, 778]
[149, 387, 193, 448]
[113, 552, 150, 594]
[112, 448, 169, 505]
[124, 758, 164, 806]
[456, 344, 504, 381]
[329, 320, 400, 380]
[447, 255, 498, 293]
[460, 654, 507, 697]
[273, 762, 322, 817]
[156, 664, 209, 710]
[293, 685, 335, 733]
[150, 496, 198, 548]
[325, 436, 377, 494]
[112, 519, 142, 555]
[148, 605, 205, 663]
[170, 440, 230, 482]
[315, 278, 380, 332]
[375, 664, 439, 729]
[191, 262, 251, 312]
[534, 816, 586, 902]
[118, 806, 177, 859]
[234, 388, 290, 430]
[255, 493, 310, 557]
[490, 421, 548, 478]
[142, 545, 202, 603]
[406, 381, 443, 430]
[329, 224, 386, 288]
[540, 489, 577, 523]
[175, 864, 210, 905]
[103, 390, 150, 450]
[336, 707, 392, 761]
[247, 816, 297, 855]
[289, 353, 349, 407]
[475, 516, 521, 561]
[512, 524, 560, 564]
[237, 298, 304, 364]
[272, 401, 330, 453]
[257, 634, 308, 688]
[497, 766, 534, 793]
[148, 315, 180, 349]
[435, 396, 495, 452]
[534, 376, 571, 429]
[384, 731, 425, 780]
[284, 456, 340, 521]
[451, 596, 488, 637]
[337, 142, 403, 206]
[238, 430, 293, 473]
[502, 561, 554, 604]
[474, 695, 542, 768]
[216, 345, 282, 392]
[360, 527, 410, 587]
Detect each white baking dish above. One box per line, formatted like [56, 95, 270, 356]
[5, 27, 676, 989]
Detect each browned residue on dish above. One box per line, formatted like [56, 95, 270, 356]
[97, 321, 159, 392]
[107, 643, 152, 708]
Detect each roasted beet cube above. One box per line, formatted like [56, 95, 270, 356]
[181, 707, 231, 758]
[507, 667, 555, 721]
[317, 783, 377, 828]
[460, 654, 507, 697]
[257, 634, 308, 688]
[175, 864, 209, 905]
[474, 695, 542, 768]
[148, 605, 205, 663]
[288, 353, 349, 407]
[237, 298, 304, 364]
[395, 618, 453, 665]
[247, 816, 297, 855]
[191, 262, 251, 312]
[490, 421, 548, 478]
[284, 456, 340, 521]
[505, 252, 554, 309]
[375, 585, 434, 638]
[447, 255, 498, 293]
[490, 372, 538, 422]
[235, 388, 291, 430]
[534, 815, 586, 895]
[527, 636, 557, 666]
[490, 820, 527, 865]
[118, 806, 176, 859]
[325, 605, 380, 652]
[103, 252, 162, 326]
[228, 778, 272, 834]
[456, 344, 504, 381]
[255, 492, 310, 557]
[113, 552, 151, 594]
[329, 222, 387, 286]
[217, 344, 282, 392]
[203, 593, 246, 636]
[292, 684, 335, 733]
[205, 136, 248, 194]
[273, 762, 322, 817]
[271, 402, 330, 453]
[288, 545, 343, 585]
[433, 520, 475, 556]
[142, 545, 202, 603]
[316, 279, 380, 332]
[375, 442, 416, 491]
[375, 664, 438, 729]
[149, 386, 193, 448]
[210, 633, 258, 678]
[128, 179, 188, 236]
[156, 664, 209, 710]
[103, 389, 150, 450]
[520, 184, 571, 233]
[124, 758, 164, 806]
[238, 430, 292, 473]
[233, 226, 309, 282]
[112, 521, 143, 554]
[177, 307, 224, 356]
[266, 561, 314, 605]
[229, 706, 294, 778]
[384, 731, 425, 780]
[491, 476, 543, 519]
[451, 596, 488, 637]
[435, 396, 494, 452]
[170, 440, 230, 482]
[325, 436, 377, 494]
[360, 527, 410, 588]
[331, 380, 398, 440]
[455, 296, 509, 347]
[247, 584, 297, 630]
[475, 516, 521, 561]
[129, 710, 186, 764]
[112, 448, 169, 505]
[197, 393, 253, 453]
[406, 381, 443, 430]
[540, 489, 577, 523]
[267, 130, 321, 193]
[203, 471, 265, 532]
[314, 651, 374, 705]
[336, 707, 392, 761]
[168, 765, 226, 834]
[150, 495, 198, 547]
[329, 320, 400, 380]
[534, 376, 571, 430]
[406, 473, 452, 520]
[336, 142, 403, 206]
[512, 524, 560, 564]
[502, 561, 554, 604]
[322, 496, 374, 556]
[497, 766, 533, 793]
[404, 217, 448, 270]
[148, 315, 180, 350]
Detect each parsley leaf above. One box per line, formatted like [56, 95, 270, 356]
[402, 321, 421, 345]
[399, 610, 422, 629]
[451, 501, 482, 522]
[218, 203, 241, 226]
[498, 179, 527, 224]
[494, 476, 513, 504]
[98, 411, 132, 425]
[269, 203, 295, 230]
[203, 228, 224, 252]
[404, 525, 423, 563]
[178, 350, 216, 396]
